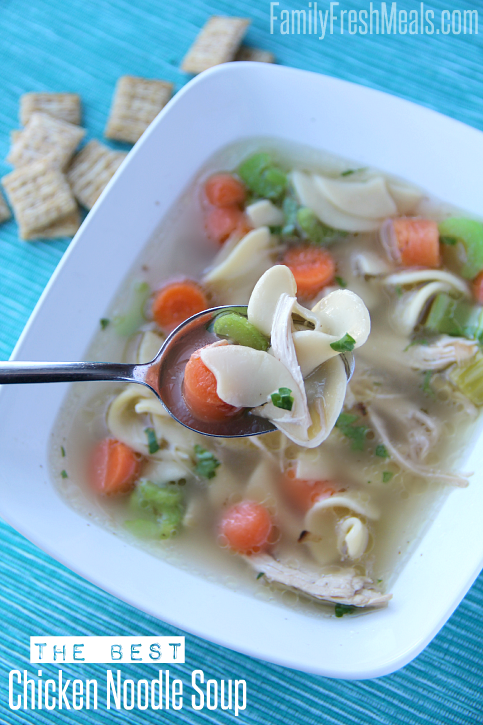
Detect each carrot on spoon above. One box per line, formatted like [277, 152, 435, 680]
[219, 500, 273, 554]
[183, 347, 241, 423]
[152, 280, 208, 333]
[89, 438, 141, 496]
[283, 245, 336, 298]
[205, 174, 246, 207]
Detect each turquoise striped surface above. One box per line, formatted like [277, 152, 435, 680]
[1, 1, 482, 722]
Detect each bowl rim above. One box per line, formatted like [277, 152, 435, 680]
[2, 61, 483, 680]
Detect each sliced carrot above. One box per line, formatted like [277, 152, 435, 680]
[282, 469, 336, 512]
[152, 280, 208, 333]
[473, 270, 483, 303]
[183, 347, 241, 423]
[283, 245, 336, 298]
[219, 500, 273, 554]
[205, 174, 246, 207]
[393, 218, 440, 268]
[205, 206, 251, 245]
[89, 438, 141, 496]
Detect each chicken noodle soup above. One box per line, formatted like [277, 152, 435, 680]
[51, 141, 483, 614]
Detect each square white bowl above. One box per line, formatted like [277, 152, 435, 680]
[1, 63, 483, 679]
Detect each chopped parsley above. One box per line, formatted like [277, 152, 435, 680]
[335, 413, 369, 451]
[440, 235, 458, 246]
[382, 471, 394, 483]
[256, 572, 265, 580]
[144, 427, 160, 454]
[335, 276, 347, 288]
[60, 470, 68, 479]
[395, 285, 403, 298]
[340, 168, 367, 177]
[422, 370, 435, 398]
[334, 603, 355, 617]
[375, 444, 389, 458]
[330, 333, 356, 353]
[194, 444, 220, 480]
[60, 445, 66, 458]
[100, 318, 110, 330]
[271, 387, 294, 411]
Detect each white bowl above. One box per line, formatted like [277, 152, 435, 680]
[1, 63, 483, 679]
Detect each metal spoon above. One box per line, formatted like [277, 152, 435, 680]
[0, 305, 354, 438]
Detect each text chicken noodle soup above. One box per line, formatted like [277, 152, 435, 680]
[51, 141, 483, 616]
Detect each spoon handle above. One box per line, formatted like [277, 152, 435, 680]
[0, 360, 141, 385]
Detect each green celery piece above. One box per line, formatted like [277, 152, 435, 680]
[375, 444, 389, 458]
[213, 312, 269, 351]
[449, 352, 483, 405]
[425, 293, 483, 341]
[281, 196, 299, 236]
[124, 519, 165, 538]
[238, 153, 287, 201]
[438, 218, 483, 279]
[112, 281, 151, 337]
[156, 506, 184, 538]
[144, 427, 160, 454]
[297, 207, 346, 245]
[271, 387, 294, 411]
[130, 480, 183, 516]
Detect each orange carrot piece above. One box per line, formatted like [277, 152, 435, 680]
[282, 469, 336, 512]
[219, 500, 273, 554]
[89, 438, 141, 496]
[205, 174, 246, 207]
[205, 206, 251, 245]
[473, 270, 483, 303]
[152, 281, 208, 333]
[283, 245, 336, 298]
[393, 218, 440, 268]
[183, 348, 241, 423]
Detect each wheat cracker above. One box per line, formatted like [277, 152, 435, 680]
[67, 140, 127, 209]
[2, 160, 77, 239]
[181, 16, 250, 74]
[8, 112, 85, 170]
[105, 76, 173, 144]
[235, 46, 275, 63]
[20, 93, 82, 126]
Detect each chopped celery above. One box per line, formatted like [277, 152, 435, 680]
[112, 281, 151, 337]
[124, 519, 164, 538]
[281, 196, 299, 236]
[130, 480, 183, 515]
[296, 207, 347, 245]
[425, 293, 483, 341]
[449, 352, 483, 405]
[438, 218, 483, 279]
[238, 153, 287, 201]
[128, 479, 184, 539]
[213, 312, 269, 351]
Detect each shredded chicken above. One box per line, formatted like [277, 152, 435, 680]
[366, 405, 469, 487]
[404, 336, 478, 371]
[244, 552, 391, 607]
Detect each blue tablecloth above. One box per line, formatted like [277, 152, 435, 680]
[1, 1, 482, 722]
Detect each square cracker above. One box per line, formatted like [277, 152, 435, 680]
[7, 112, 85, 170]
[104, 76, 174, 144]
[0, 188, 11, 224]
[235, 46, 275, 63]
[2, 160, 77, 239]
[10, 130, 22, 144]
[181, 16, 250, 74]
[20, 93, 82, 126]
[23, 209, 80, 240]
[67, 140, 127, 209]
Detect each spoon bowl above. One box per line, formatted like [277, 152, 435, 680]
[0, 305, 354, 438]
